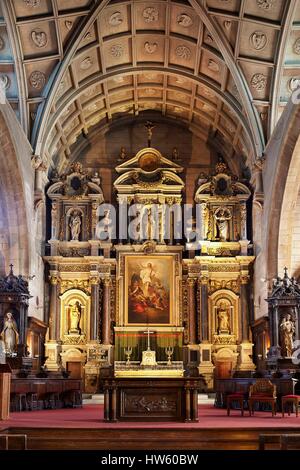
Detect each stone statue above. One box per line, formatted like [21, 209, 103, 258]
[279, 313, 295, 357]
[172, 147, 181, 162]
[214, 207, 232, 241]
[69, 301, 81, 334]
[119, 147, 127, 161]
[100, 209, 113, 240]
[0, 312, 19, 355]
[69, 211, 81, 241]
[217, 302, 230, 334]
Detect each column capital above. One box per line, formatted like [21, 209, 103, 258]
[103, 277, 112, 287]
[90, 275, 100, 286]
[240, 275, 250, 285]
[187, 278, 196, 287]
[199, 275, 209, 285]
[49, 274, 59, 285]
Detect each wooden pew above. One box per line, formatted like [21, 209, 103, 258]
[10, 378, 82, 411]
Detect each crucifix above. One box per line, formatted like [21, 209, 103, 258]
[144, 121, 156, 147]
[143, 327, 155, 351]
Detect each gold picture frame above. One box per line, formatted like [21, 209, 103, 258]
[124, 255, 175, 326]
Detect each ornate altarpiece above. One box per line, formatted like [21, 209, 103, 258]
[43, 147, 255, 392]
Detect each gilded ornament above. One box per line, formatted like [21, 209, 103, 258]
[49, 275, 59, 285]
[59, 264, 91, 272]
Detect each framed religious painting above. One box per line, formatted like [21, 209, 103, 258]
[124, 255, 175, 326]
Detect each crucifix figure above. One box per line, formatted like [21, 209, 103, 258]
[143, 327, 155, 351]
[144, 121, 156, 147]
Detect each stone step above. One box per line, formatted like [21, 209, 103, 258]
[83, 394, 104, 405]
[198, 393, 215, 404]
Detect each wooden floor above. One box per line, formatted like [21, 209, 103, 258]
[2, 426, 300, 450]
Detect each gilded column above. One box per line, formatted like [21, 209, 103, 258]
[49, 274, 59, 341]
[55, 279, 61, 340]
[199, 276, 209, 342]
[90, 276, 100, 341]
[91, 202, 98, 240]
[102, 278, 112, 345]
[188, 278, 196, 344]
[240, 276, 250, 342]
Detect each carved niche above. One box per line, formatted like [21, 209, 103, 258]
[47, 162, 104, 256]
[195, 160, 251, 255]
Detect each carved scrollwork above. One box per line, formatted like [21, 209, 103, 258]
[208, 279, 241, 295]
[59, 264, 91, 272]
[60, 279, 90, 294]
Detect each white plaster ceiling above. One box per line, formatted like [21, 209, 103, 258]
[0, 0, 300, 171]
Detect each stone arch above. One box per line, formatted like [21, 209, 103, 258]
[263, 102, 300, 283]
[0, 103, 33, 276]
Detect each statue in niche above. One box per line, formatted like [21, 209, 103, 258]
[217, 302, 230, 334]
[69, 211, 81, 241]
[214, 207, 232, 241]
[0, 312, 19, 355]
[279, 312, 295, 357]
[69, 301, 82, 334]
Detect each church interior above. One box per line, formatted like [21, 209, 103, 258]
[2, 0, 300, 452]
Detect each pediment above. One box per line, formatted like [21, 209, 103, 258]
[115, 147, 183, 174]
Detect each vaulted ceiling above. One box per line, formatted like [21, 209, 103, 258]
[1, 0, 300, 173]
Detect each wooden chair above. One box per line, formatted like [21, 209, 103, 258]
[282, 395, 300, 417]
[248, 379, 277, 416]
[227, 383, 249, 416]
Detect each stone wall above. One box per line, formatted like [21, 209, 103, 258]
[252, 100, 300, 319]
[0, 102, 45, 319]
[74, 120, 213, 205]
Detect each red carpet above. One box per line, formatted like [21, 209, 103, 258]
[2, 404, 300, 429]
